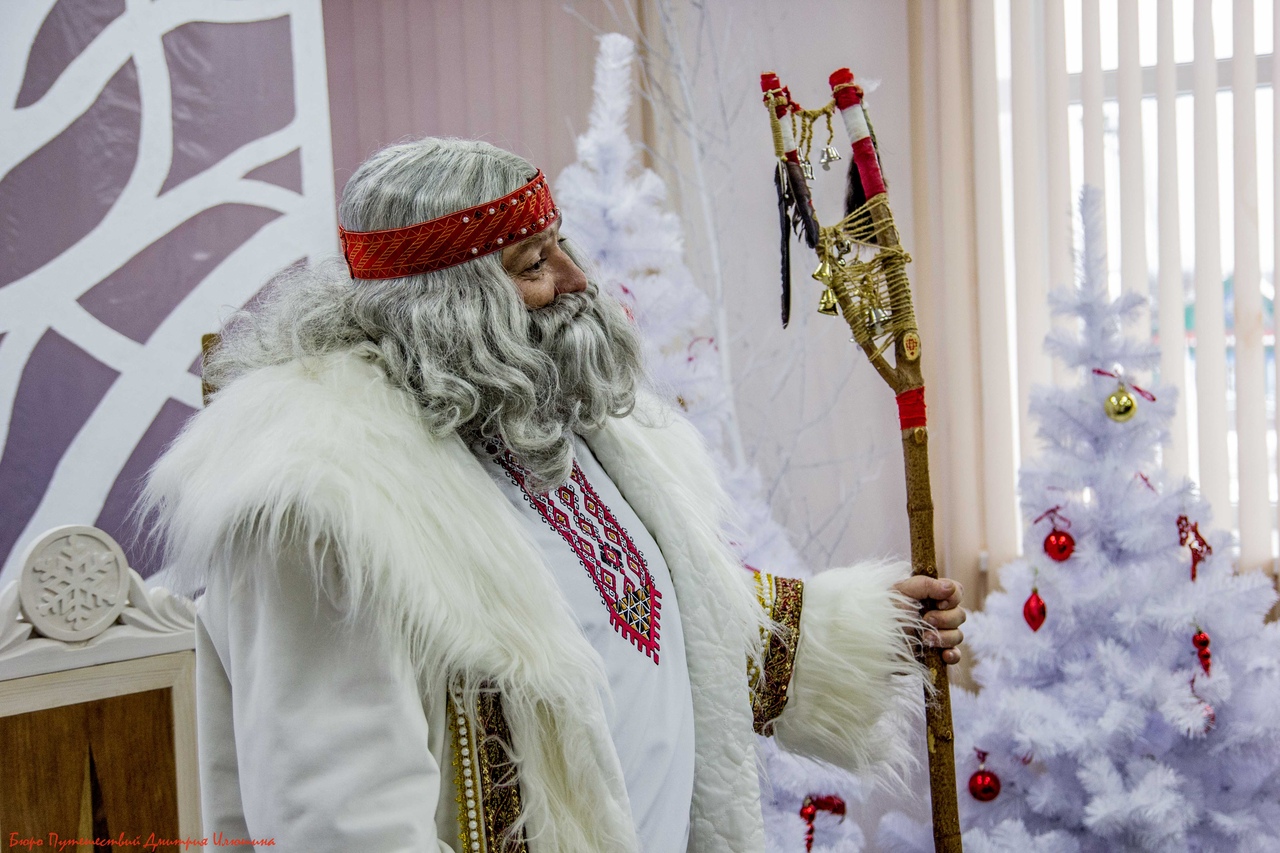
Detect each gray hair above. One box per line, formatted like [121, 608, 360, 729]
[205, 138, 643, 489]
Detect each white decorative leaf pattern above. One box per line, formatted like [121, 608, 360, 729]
[0, 0, 337, 582]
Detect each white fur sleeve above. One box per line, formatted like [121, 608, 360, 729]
[769, 561, 928, 779]
[198, 541, 456, 852]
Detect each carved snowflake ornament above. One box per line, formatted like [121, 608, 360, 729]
[19, 525, 130, 642]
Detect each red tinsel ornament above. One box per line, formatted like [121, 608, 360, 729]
[1190, 676, 1216, 733]
[1023, 588, 1046, 631]
[1177, 515, 1212, 580]
[968, 749, 1001, 802]
[799, 794, 847, 851]
[1193, 630, 1212, 675]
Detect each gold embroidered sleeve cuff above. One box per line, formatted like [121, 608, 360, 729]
[750, 572, 805, 735]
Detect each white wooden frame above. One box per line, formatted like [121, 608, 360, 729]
[0, 525, 200, 840]
[0, 652, 201, 840]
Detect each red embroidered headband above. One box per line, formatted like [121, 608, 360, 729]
[337, 170, 560, 280]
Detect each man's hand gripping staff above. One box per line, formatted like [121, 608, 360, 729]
[761, 68, 964, 853]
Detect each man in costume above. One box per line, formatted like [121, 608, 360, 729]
[145, 138, 965, 852]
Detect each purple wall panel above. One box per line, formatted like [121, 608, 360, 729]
[15, 0, 126, 108]
[243, 148, 303, 193]
[0, 331, 119, 564]
[0, 60, 140, 288]
[77, 203, 282, 344]
[161, 18, 296, 194]
[94, 397, 197, 577]
[2, 4, 335, 581]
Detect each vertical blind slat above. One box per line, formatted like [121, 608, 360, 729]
[1081, 0, 1107, 247]
[938, 0, 990, 579]
[1233, 0, 1269, 568]
[1117, 1, 1148, 339]
[1193, 0, 1233, 521]
[1275, 0, 1280, 557]
[1156, 0, 1190, 481]
[971, 0, 1021, 564]
[1011, 0, 1052, 466]
[908, 0, 952, 581]
[1044, 0, 1075, 386]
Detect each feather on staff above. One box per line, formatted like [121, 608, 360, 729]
[762, 73, 820, 327]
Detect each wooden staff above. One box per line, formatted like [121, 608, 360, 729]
[760, 68, 962, 852]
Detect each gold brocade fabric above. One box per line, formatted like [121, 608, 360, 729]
[750, 573, 805, 735]
[443, 571, 807, 848]
[448, 683, 528, 853]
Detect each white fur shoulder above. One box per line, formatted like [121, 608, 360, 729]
[146, 351, 447, 584]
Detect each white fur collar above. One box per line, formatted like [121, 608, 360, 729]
[146, 350, 767, 852]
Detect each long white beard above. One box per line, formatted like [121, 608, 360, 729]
[480, 285, 644, 489]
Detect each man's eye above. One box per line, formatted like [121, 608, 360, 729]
[524, 259, 545, 274]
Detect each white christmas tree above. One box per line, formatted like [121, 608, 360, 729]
[556, 33, 867, 852]
[880, 188, 1280, 852]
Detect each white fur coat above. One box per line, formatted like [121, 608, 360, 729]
[145, 350, 924, 852]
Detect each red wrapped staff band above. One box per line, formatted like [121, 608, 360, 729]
[829, 68, 886, 199]
[337, 170, 559, 280]
[896, 386, 927, 430]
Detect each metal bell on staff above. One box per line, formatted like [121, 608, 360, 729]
[819, 144, 842, 170]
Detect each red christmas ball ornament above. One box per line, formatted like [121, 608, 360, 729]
[1193, 630, 1212, 675]
[1034, 507, 1075, 561]
[1023, 588, 1046, 632]
[1198, 649, 1212, 675]
[1044, 529, 1075, 561]
[969, 768, 1001, 802]
[968, 749, 1001, 802]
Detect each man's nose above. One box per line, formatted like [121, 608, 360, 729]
[555, 253, 588, 295]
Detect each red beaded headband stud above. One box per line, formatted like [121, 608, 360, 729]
[337, 170, 559, 280]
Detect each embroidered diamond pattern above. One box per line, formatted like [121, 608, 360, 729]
[496, 447, 661, 664]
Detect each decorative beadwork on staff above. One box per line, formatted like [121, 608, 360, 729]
[338, 170, 559, 279]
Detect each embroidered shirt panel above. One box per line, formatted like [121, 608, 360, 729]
[493, 444, 663, 663]
[751, 572, 805, 735]
[477, 436, 697, 853]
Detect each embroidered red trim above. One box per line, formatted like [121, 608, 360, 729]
[496, 448, 663, 664]
[337, 170, 559, 280]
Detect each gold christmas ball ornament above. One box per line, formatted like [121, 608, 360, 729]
[1104, 383, 1137, 422]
